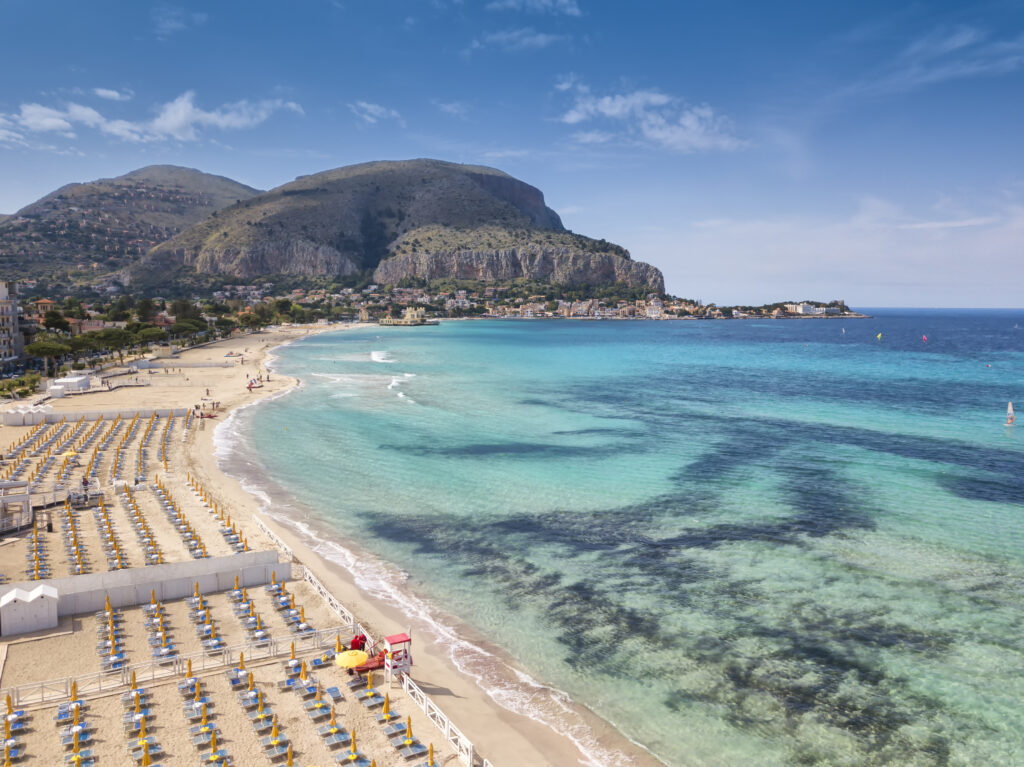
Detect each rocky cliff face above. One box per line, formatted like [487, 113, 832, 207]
[374, 247, 665, 291]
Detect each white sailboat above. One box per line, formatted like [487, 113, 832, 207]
[1008, 402, 1016, 426]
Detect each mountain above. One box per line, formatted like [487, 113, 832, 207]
[138, 159, 664, 292]
[0, 165, 260, 284]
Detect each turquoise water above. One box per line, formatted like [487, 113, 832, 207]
[224, 312, 1024, 766]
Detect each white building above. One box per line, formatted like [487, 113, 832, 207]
[0, 281, 24, 369]
[785, 303, 826, 315]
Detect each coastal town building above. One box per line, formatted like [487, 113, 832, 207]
[0, 281, 25, 369]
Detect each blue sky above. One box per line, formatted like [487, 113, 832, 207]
[1, 0, 1022, 306]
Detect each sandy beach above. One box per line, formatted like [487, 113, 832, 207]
[0, 324, 663, 767]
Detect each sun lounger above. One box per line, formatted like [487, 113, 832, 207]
[398, 742, 429, 761]
[324, 686, 344, 702]
[263, 743, 289, 762]
[61, 731, 91, 748]
[189, 723, 219, 737]
[382, 721, 407, 738]
[259, 734, 290, 749]
[63, 748, 94, 765]
[334, 754, 370, 766]
[130, 742, 163, 762]
[197, 747, 230, 765]
[248, 708, 274, 723]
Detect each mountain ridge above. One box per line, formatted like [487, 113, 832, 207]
[138, 158, 663, 292]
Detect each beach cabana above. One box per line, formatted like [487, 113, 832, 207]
[0, 583, 58, 636]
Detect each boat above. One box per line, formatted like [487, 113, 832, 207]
[1008, 402, 1016, 426]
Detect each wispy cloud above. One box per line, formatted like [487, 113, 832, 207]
[348, 101, 404, 126]
[466, 27, 567, 54]
[485, 0, 581, 16]
[558, 80, 746, 154]
[844, 26, 1024, 98]
[432, 99, 470, 118]
[0, 116, 26, 146]
[152, 4, 208, 39]
[2, 91, 302, 145]
[93, 87, 133, 102]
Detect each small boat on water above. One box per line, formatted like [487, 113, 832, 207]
[1008, 402, 1016, 426]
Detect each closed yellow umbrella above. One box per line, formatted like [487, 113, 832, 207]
[380, 693, 394, 722]
[403, 716, 413, 745]
[141, 742, 151, 767]
[187, 658, 193, 677]
[270, 715, 279, 741]
[138, 715, 147, 743]
[427, 744, 435, 766]
[335, 635, 343, 653]
[248, 671, 255, 691]
[238, 652, 245, 671]
[201, 703, 208, 728]
[131, 670, 137, 690]
[290, 642, 295, 660]
[299, 661, 307, 681]
[286, 743, 293, 766]
[4, 694, 11, 715]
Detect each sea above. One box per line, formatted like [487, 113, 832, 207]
[216, 309, 1024, 767]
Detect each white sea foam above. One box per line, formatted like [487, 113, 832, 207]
[387, 377, 401, 390]
[370, 350, 395, 363]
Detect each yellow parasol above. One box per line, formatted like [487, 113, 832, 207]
[335, 635, 343, 653]
[334, 650, 368, 669]
[286, 743, 293, 766]
[427, 743, 435, 766]
[289, 642, 295, 660]
[298, 662, 307, 681]
[4, 694, 11, 715]
[141, 742, 151, 767]
[138, 715, 147, 743]
[403, 716, 413, 745]
[238, 652, 245, 671]
[380, 693, 394, 721]
[187, 658, 193, 677]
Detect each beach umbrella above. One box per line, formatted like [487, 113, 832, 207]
[141, 742, 151, 767]
[73, 731, 80, 752]
[194, 683, 202, 703]
[131, 670, 137, 690]
[3, 718, 9, 739]
[201, 704, 208, 728]
[380, 694, 393, 721]
[335, 635, 343, 653]
[427, 744, 435, 766]
[329, 706, 337, 730]
[366, 671, 374, 690]
[209, 730, 218, 753]
[300, 606, 305, 624]
[138, 715, 147, 742]
[248, 672, 255, 691]
[187, 658, 193, 677]
[286, 744, 293, 766]
[334, 650, 368, 669]
[290, 642, 295, 660]
[299, 662, 307, 681]
[234, 575, 239, 590]
[349, 730, 357, 756]
[238, 652, 246, 671]
[403, 716, 413, 745]
[193, 582, 200, 598]
[210, 622, 217, 640]
[271, 715, 279, 740]
[249, 603, 256, 618]
[150, 589, 156, 605]
[4, 694, 11, 715]
[135, 695, 142, 715]
[271, 570, 276, 585]
[257, 691, 264, 713]
[73, 706, 80, 725]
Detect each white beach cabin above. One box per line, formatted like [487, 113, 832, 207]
[0, 583, 58, 636]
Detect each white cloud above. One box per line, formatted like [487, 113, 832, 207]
[561, 90, 671, 124]
[0, 116, 26, 146]
[570, 130, 612, 144]
[347, 101, 404, 126]
[558, 81, 745, 154]
[14, 104, 76, 136]
[152, 4, 208, 39]
[844, 26, 1024, 98]
[554, 72, 582, 91]
[639, 106, 747, 153]
[433, 99, 469, 118]
[150, 91, 303, 140]
[485, 0, 582, 16]
[468, 27, 567, 53]
[93, 87, 133, 101]
[1, 91, 302, 146]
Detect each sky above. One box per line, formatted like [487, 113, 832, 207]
[1, 0, 1023, 307]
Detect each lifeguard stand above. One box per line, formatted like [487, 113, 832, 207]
[383, 631, 413, 682]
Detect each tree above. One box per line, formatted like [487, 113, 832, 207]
[136, 298, 156, 323]
[97, 327, 132, 363]
[25, 339, 71, 377]
[136, 327, 168, 345]
[275, 298, 293, 316]
[43, 309, 71, 333]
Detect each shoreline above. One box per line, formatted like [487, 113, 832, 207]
[191, 326, 665, 766]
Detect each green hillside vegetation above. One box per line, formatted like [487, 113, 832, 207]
[0, 165, 260, 284]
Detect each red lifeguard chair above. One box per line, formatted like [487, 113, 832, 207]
[383, 631, 412, 682]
